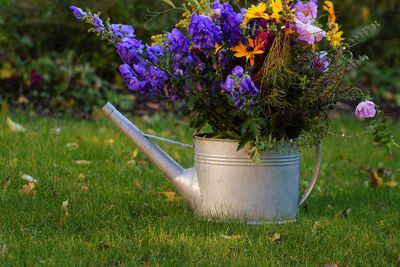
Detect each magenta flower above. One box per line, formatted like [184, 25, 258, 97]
[294, 1, 318, 24]
[355, 101, 377, 119]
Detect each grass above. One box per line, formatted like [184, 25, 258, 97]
[0, 111, 400, 266]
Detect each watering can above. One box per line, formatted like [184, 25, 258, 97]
[102, 102, 322, 224]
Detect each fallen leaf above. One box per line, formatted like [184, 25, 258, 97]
[386, 181, 398, 188]
[59, 199, 69, 226]
[66, 143, 79, 149]
[130, 150, 139, 159]
[370, 169, 383, 188]
[127, 160, 136, 165]
[2, 176, 10, 191]
[341, 208, 351, 218]
[106, 139, 114, 145]
[21, 174, 37, 183]
[75, 160, 91, 165]
[19, 182, 36, 196]
[270, 232, 281, 242]
[6, 116, 26, 132]
[159, 191, 176, 202]
[78, 173, 85, 180]
[221, 234, 241, 240]
[81, 184, 89, 193]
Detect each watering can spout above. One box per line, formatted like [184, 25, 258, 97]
[101, 102, 200, 210]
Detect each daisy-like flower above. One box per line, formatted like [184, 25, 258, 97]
[233, 38, 264, 66]
[242, 3, 270, 26]
[270, 0, 283, 22]
[326, 23, 345, 49]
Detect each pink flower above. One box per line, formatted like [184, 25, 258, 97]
[294, 1, 318, 24]
[294, 19, 326, 45]
[355, 101, 377, 119]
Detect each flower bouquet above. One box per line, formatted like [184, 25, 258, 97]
[70, 0, 397, 161]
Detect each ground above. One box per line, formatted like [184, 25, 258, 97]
[0, 112, 399, 266]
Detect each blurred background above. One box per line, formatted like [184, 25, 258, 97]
[0, 0, 399, 118]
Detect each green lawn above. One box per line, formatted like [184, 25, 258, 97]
[1, 112, 399, 266]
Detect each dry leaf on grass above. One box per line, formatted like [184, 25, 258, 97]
[270, 232, 281, 242]
[78, 173, 85, 180]
[127, 160, 136, 165]
[386, 181, 398, 188]
[221, 234, 241, 240]
[159, 191, 176, 202]
[6, 116, 26, 132]
[370, 169, 383, 188]
[66, 143, 79, 149]
[75, 160, 91, 165]
[81, 184, 89, 193]
[2, 176, 10, 192]
[19, 182, 36, 196]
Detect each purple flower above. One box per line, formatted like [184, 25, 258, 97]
[117, 38, 144, 64]
[231, 66, 244, 77]
[294, 1, 318, 24]
[110, 24, 135, 39]
[167, 29, 199, 75]
[312, 51, 330, 72]
[119, 63, 167, 96]
[30, 69, 43, 86]
[188, 13, 222, 51]
[217, 3, 244, 46]
[221, 66, 259, 109]
[167, 28, 190, 55]
[355, 101, 377, 119]
[294, 19, 326, 45]
[69, 6, 87, 20]
[93, 14, 105, 33]
[146, 44, 164, 64]
[212, 0, 223, 9]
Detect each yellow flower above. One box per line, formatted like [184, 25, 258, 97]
[151, 34, 167, 46]
[270, 0, 283, 22]
[233, 38, 265, 67]
[323, 1, 337, 25]
[327, 23, 345, 49]
[242, 3, 270, 26]
[323, 1, 344, 49]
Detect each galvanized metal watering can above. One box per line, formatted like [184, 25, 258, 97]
[102, 102, 322, 224]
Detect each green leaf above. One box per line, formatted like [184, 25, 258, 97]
[161, 0, 175, 8]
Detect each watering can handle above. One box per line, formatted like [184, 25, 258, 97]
[298, 143, 322, 207]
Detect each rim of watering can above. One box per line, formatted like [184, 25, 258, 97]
[193, 133, 300, 144]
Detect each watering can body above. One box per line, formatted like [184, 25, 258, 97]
[102, 102, 321, 224]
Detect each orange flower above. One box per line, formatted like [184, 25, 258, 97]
[233, 38, 265, 66]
